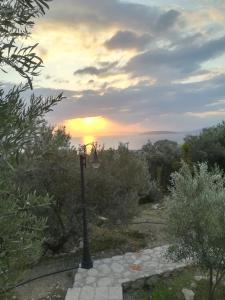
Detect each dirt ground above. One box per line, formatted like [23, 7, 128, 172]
[129, 202, 169, 248]
[7, 255, 78, 300]
[5, 202, 168, 300]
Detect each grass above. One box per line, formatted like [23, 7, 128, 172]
[1, 293, 15, 300]
[132, 267, 225, 300]
[38, 286, 66, 300]
[3, 286, 67, 300]
[91, 226, 147, 253]
[151, 267, 194, 300]
[2, 286, 67, 300]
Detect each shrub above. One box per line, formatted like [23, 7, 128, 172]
[167, 162, 225, 300]
[142, 140, 181, 192]
[139, 180, 162, 204]
[87, 144, 151, 223]
[183, 122, 225, 169]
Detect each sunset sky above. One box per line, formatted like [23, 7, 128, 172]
[2, 0, 225, 139]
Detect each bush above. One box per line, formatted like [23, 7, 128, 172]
[167, 162, 225, 300]
[142, 140, 181, 192]
[86, 144, 151, 222]
[139, 180, 162, 204]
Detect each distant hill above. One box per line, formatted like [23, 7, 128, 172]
[140, 129, 201, 136]
[140, 130, 178, 135]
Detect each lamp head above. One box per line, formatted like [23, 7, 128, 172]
[91, 147, 100, 169]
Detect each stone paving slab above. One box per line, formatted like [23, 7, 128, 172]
[65, 245, 187, 300]
[66, 286, 123, 300]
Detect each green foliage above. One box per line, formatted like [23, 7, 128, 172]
[167, 162, 225, 300]
[87, 144, 151, 222]
[15, 125, 80, 253]
[0, 85, 63, 279]
[139, 180, 162, 204]
[15, 136, 151, 253]
[142, 139, 181, 192]
[0, 91, 62, 290]
[0, 0, 63, 289]
[146, 267, 225, 300]
[0, 176, 51, 291]
[151, 268, 194, 300]
[183, 122, 225, 169]
[0, 0, 50, 87]
[0, 85, 63, 164]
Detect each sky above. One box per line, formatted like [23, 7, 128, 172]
[2, 0, 225, 139]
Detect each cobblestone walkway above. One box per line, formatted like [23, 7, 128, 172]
[65, 245, 186, 300]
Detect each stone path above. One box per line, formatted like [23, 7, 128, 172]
[65, 245, 187, 300]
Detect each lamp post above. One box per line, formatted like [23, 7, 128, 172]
[79, 142, 100, 269]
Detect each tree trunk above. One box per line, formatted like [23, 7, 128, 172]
[208, 290, 215, 300]
[208, 267, 214, 300]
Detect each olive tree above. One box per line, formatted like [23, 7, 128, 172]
[15, 125, 81, 253]
[182, 122, 225, 170]
[0, 0, 50, 87]
[0, 175, 50, 291]
[0, 85, 62, 166]
[0, 0, 64, 291]
[87, 144, 151, 223]
[0, 88, 62, 291]
[142, 139, 181, 193]
[167, 162, 225, 300]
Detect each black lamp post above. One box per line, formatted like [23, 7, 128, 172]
[79, 142, 100, 269]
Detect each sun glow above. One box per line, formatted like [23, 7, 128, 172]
[64, 116, 108, 136]
[63, 116, 143, 139]
[82, 135, 96, 145]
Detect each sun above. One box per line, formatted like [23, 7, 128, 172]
[63, 116, 108, 137]
[62, 115, 143, 139]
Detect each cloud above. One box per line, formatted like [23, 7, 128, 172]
[54, 78, 70, 84]
[74, 61, 119, 76]
[20, 71, 225, 132]
[206, 99, 225, 107]
[125, 35, 225, 81]
[46, 0, 181, 35]
[186, 109, 225, 118]
[8, 0, 225, 133]
[1, 67, 220, 132]
[74, 67, 102, 76]
[104, 30, 151, 50]
[33, 0, 225, 91]
[156, 9, 181, 32]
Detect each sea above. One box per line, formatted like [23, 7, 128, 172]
[71, 131, 198, 150]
